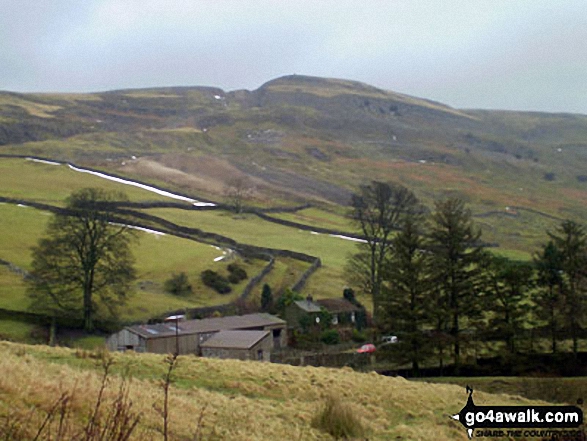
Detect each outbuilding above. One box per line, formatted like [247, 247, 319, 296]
[200, 330, 272, 361]
[106, 313, 286, 356]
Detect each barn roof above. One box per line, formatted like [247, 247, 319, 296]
[125, 313, 284, 339]
[200, 330, 270, 350]
[180, 313, 285, 333]
[126, 322, 187, 339]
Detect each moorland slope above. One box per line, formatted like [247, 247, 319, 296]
[2, 74, 586, 254]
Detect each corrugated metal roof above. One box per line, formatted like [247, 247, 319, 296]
[127, 323, 187, 339]
[200, 330, 270, 349]
[126, 313, 284, 339]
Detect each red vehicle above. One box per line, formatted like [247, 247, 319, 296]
[357, 343, 376, 354]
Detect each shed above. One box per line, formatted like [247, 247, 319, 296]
[200, 330, 272, 361]
[106, 322, 197, 354]
[106, 313, 286, 355]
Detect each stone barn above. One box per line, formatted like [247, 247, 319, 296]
[200, 330, 272, 361]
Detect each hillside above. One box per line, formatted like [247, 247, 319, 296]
[2, 75, 587, 325]
[0, 156, 354, 327]
[1, 74, 587, 257]
[0, 77, 586, 439]
[0, 341, 552, 440]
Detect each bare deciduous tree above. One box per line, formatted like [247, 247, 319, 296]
[347, 181, 418, 324]
[224, 176, 254, 214]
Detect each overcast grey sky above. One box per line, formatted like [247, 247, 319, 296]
[1, 0, 586, 113]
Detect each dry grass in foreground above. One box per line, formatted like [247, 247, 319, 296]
[0, 342, 549, 440]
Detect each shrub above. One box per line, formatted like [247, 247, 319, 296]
[200, 270, 232, 294]
[312, 395, 364, 439]
[276, 289, 303, 312]
[201, 269, 218, 286]
[351, 329, 367, 343]
[298, 314, 312, 332]
[293, 331, 322, 350]
[320, 329, 340, 345]
[227, 272, 242, 284]
[227, 263, 247, 284]
[164, 272, 192, 296]
[355, 308, 368, 331]
[261, 284, 273, 312]
[543, 172, 556, 181]
[318, 308, 333, 331]
[343, 287, 357, 304]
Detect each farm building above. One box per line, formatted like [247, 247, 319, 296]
[284, 296, 362, 329]
[106, 313, 286, 357]
[314, 298, 362, 326]
[284, 297, 322, 329]
[200, 330, 272, 361]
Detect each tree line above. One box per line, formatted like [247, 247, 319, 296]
[348, 181, 587, 373]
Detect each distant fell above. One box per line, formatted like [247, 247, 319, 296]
[1, 74, 587, 253]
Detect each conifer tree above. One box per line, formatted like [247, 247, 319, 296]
[381, 201, 431, 373]
[428, 198, 485, 368]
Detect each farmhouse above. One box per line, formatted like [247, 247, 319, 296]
[284, 296, 362, 329]
[284, 296, 322, 329]
[314, 298, 362, 325]
[106, 313, 286, 357]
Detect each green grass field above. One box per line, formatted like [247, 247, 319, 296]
[142, 209, 357, 266]
[0, 320, 39, 343]
[0, 150, 579, 332]
[0, 267, 29, 311]
[247, 257, 310, 303]
[0, 203, 47, 268]
[0, 158, 181, 205]
[270, 207, 354, 232]
[125, 232, 268, 321]
[0, 203, 268, 323]
[140, 208, 359, 297]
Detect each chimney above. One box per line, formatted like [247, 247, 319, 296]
[306, 294, 313, 305]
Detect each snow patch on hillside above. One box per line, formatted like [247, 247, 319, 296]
[67, 163, 216, 206]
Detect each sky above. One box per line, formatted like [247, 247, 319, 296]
[1, 0, 586, 114]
